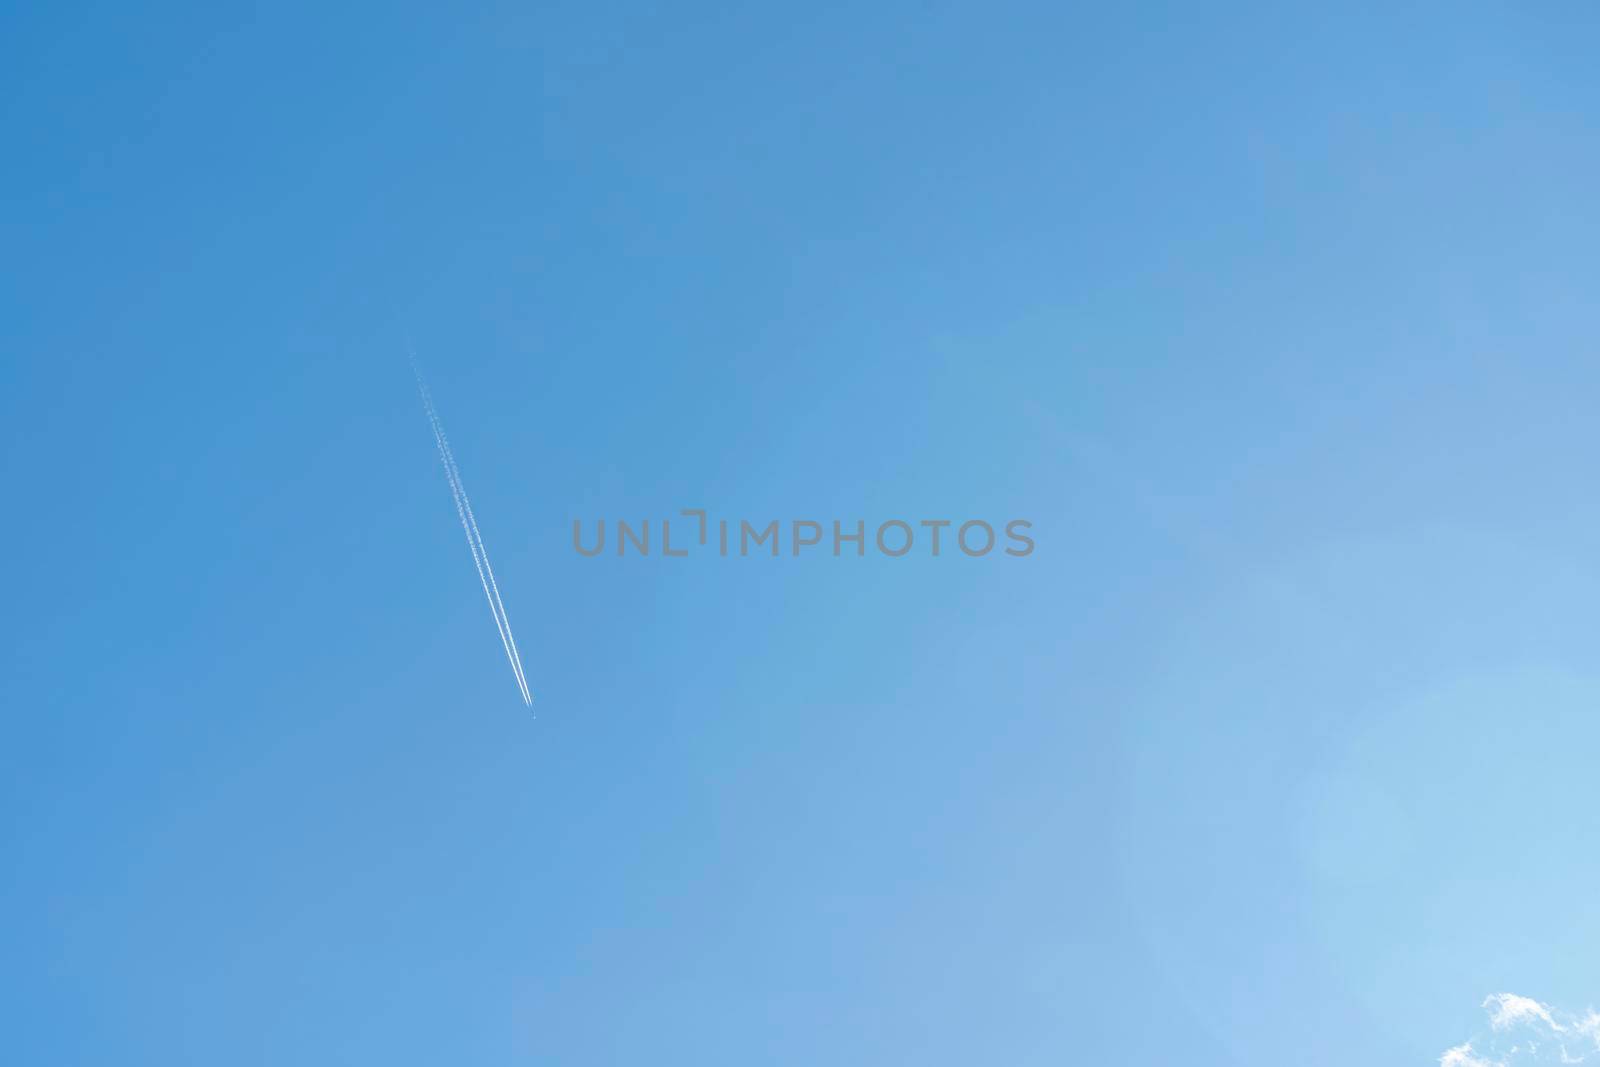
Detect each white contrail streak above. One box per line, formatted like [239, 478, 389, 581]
[424, 387, 532, 706]
[424, 391, 531, 706]
[413, 360, 532, 706]
[420, 386, 515, 676]
[430, 397, 531, 705]
[435, 417, 531, 704]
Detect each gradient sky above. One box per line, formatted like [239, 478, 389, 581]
[5, 3, 1600, 1064]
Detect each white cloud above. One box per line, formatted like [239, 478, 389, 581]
[1442, 995, 1600, 1065]
[1441, 1041, 1502, 1067]
[1488, 994, 1565, 1033]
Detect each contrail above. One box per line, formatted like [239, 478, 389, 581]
[428, 393, 531, 705]
[412, 359, 532, 706]
[418, 381, 514, 675]
[421, 380, 532, 706]
[434, 412, 532, 703]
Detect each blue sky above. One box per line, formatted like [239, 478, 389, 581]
[4, 2, 1600, 1063]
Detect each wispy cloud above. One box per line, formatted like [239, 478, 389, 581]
[1442, 995, 1600, 1066]
[1487, 994, 1566, 1034]
[1441, 1041, 1502, 1067]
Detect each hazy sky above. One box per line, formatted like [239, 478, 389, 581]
[4, 3, 1600, 1064]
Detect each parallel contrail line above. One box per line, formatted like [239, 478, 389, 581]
[432, 409, 530, 704]
[424, 390, 528, 704]
[430, 401, 528, 703]
[436, 426, 531, 703]
[426, 393, 531, 705]
[412, 357, 530, 703]
[413, 361, 532, 705]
